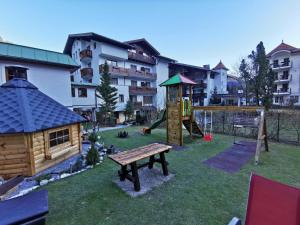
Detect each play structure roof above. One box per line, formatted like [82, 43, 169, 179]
[160, 74, 197, 86]
[0, 78, 86, 134]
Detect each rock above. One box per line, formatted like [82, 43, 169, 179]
[0, 176, 4, 185]
[39, 180, 48, 186]
[100, 156, 104, 161]
[60, 173, 71, 179]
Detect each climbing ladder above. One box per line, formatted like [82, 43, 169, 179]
[183, 120, 204, 137]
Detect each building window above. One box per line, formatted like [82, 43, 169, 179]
[49, 129, 70, 148]
[141, 81, 150, 87]
[290, 96, 299, 103]
[141, 67, 150, 73]
[70, 75, 74, 82]
[143, 96, 153, 105]
[93, 42, 96, 49]
[5, 66, 28, 81]
[106, 60, 118, 67]
[71, 87, 75, 97]
[283, 70, 289, 79]
[111, 78, 118, 85]
[273, 60, 279, 68]
[119, 94, 124, 103]
[78, 88, 87, 97]
[130, 64, 137, 70]
[131, 80, 137, 86]
[130, 95, 137, 102]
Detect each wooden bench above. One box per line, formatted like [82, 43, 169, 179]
[109, 143, 172, 191]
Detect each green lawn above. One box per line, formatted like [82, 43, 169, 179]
[43, 126, 300, 225]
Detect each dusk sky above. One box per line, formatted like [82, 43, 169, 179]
[1, 0, 300, 72]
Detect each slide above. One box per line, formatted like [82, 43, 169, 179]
[143, 109, 166, 134]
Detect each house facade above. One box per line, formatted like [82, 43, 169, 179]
[267, 42, 300, 106]
[0, 42, 78, 108]
[63, 33, 174, 123]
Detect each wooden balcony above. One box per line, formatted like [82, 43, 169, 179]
[80, 67, 93, 81]
[273, 88, 291, 95]
[133, 101, 143, 109]
[100, 64, 157, 80]
[128, 52, 156, 65]
[129, 86, 157, 95]
[80, 49, 92, 62]
[198, 82, 207, 89]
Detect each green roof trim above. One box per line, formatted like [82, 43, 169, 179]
[0, 42, 78, 69]
[159, 73, 197, 86]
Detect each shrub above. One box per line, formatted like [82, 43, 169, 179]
[86, 145, 100, 166]
[136, 114, 147, 125]
[117, 131, 128, 138]
[88, 132, 98, 144]
[35, 174, 52, 184]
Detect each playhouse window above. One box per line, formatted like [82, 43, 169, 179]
[49, 129, 70, 148]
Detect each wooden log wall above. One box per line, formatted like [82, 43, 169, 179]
[0, 123, 81, 179]
[167, 103, 181, 145]
[0, 134, 30, 179]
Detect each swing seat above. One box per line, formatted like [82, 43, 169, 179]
[204, 133, 213, 141]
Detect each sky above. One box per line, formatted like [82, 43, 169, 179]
[1, 0, 300, 72]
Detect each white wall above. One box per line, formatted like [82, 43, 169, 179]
[71, 86, 97, 108]
[156, 59, 169, 109]
[0, 60, 73, 108]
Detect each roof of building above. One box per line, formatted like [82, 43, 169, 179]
[213, 60, 229, 71]
[64, 32, 133, 55]
[267, 42, 300, 57]
[170, 62, 211, 71]
[160, 73, 197, 86]
[0, 78, 85, 134]
[0, 42, 78, 70]
[124, 38, 160, 56]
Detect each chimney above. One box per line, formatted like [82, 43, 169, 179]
[203, 64, 210, 69]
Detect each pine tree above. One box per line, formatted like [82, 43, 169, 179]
[239, 59, 251, 105]
[248, 41, 274, 109]
[210, 86, 221, 104]
[96, 62, 118, 124]
[124, 100, 134, 121]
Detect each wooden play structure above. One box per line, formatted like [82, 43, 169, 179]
[0, 78, 85, 179]
[160, 74, 204, 146]
[159, 74, 268, 164]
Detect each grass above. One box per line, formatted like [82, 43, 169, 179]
[42, 126, 300, 225]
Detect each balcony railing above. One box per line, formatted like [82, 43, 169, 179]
[273, 88, 291, 95]
[273, 60, 292, 69]
[80, 49, 92, 62]
[274, 74, 291, 83]
[80, 67, 93, 81]
[198, 82, 207, 89]
[133, 101, 143, 109]
[100, 64, 157, 80]
[128, 52, 156, 65]
[129, 86, 157, 95]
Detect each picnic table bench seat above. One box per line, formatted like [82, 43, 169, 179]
[109, 143, 172, 191]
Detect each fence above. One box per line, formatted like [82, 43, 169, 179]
[193, 109, 300, 145]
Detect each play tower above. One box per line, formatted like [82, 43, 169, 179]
[160, 74, 203, 146]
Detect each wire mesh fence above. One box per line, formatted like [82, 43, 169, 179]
[193, 109, 300, 145]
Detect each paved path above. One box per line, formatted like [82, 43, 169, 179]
[203, 141, 256, 173]
[88, 124, 130, 133]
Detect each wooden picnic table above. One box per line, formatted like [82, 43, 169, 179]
[109, 143, 172, 191]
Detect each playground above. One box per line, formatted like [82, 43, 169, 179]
[40, 126, 300, 225]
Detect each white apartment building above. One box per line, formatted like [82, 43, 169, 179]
[0, 42, 78, 108]
[267, 42, 300, 106]
[63, 33, 174, 123]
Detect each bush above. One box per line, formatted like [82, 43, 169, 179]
[88, 132, 98, 144]
[117, 131, 128, 138]
[136, 114, 147, 125]
[86, 145, 100, 166]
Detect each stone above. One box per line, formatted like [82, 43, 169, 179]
[60, 173, 71, 179]
[39, 180, 48, 186]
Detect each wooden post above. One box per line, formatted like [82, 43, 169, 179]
[119, 165, 127, 181]
[255, 110, 265, 164]
[166, 86, 169, 144]
[263, 117, 269, 152]
[148, 155, 155, 169]
[189, 85, 193, 138]
[131, 162, 140, 191]
[159, 152, 169, 176]
[179, 85, 183, 146]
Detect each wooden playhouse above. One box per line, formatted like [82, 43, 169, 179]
[0, 78, 85, 179]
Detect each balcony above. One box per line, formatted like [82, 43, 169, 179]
[198, 82, 207, 89]
[274, 74, 291, 84]
[133, 101, 143, 109]
[80, 67, 93, 81]
[272, 60, 292, 70]
[128, 52, 156, 65]
[100, 64, 157, 81]
[273, 88, 291, 95]
[129, 86, 157, 95]
[80, 49, 92, 63]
